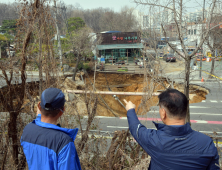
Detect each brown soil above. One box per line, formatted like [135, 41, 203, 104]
[5, 72, 207, 117]
[85, 73, 207, 117]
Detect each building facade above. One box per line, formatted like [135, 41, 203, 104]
[96, 31, 143, 62]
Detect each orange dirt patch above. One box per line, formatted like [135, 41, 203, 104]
[85, 73, 207, 117]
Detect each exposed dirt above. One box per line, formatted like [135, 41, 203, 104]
[84, 73, 207, 117]
[4, 72, 207, 117]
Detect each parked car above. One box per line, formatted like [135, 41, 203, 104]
[163, 54, 176, 62]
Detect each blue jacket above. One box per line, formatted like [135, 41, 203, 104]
[127, 109, 219, 170]
[21, 114, 81, 170]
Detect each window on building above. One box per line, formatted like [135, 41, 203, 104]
[191, 30, 193, 35]
[194, 29, 197, 35]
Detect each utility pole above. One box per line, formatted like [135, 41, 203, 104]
[38, 0, 43, 96]
[54, 0, 63, 69]
[199, 0, 205, 78]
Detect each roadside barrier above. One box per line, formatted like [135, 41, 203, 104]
[202, 71, 222, 81]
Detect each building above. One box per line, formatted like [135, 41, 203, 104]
[143, 15, 149, 28]
[186, 23, 203, 43]
[141, 8, 176, 37]
[96, 31, 143, 63]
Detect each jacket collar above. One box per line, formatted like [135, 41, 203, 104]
[153, 122, 193, 136]
[33, 118, 78, 141]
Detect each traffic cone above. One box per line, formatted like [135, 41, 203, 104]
[201, 77, 204, 82]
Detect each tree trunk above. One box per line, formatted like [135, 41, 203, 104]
[184, 57, 191, 124]
[45, 46, 50, 87]
[209, 57, 215, 79]
[44, 25, 50, 87]
[54, 0, 63, 69]
[72, 53, 80, 81]
[8, 112, 19, 168]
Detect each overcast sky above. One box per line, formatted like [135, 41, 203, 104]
[65, 0, 137, 11]
[4, 0, 136, 12]
[3, 0, 208, 13]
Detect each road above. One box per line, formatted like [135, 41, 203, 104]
[78, 81, 222, 141]
[0, 70, 221, 137]
[0, 70, 221, 139]
[198, 60, 222, 71]
[0, 75, 40, 88]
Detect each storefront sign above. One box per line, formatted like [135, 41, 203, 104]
[98, 32, 140, 45]
[112, 36, 138, 41]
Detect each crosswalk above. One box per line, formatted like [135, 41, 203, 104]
[201, 100, 222, 103]
[74, 100, 222, 136]
[119, 117, 222, 125]
[99, 102, 222, 137]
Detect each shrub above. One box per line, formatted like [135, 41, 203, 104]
[77, 61, 84, 70]
[83, 63, 91, 72]
[77, 62, 92, 72]
[67, 52, 76, 60]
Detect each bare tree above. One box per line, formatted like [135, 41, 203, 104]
[61, 6, 139, 33]
[205, 14, 222, 78]
[0, 2, 19, 25]
[134, 0, 217, 123]
[54, 0, 63, 69]
[0, 0, 43, 168]
[70, 27, 94, 81]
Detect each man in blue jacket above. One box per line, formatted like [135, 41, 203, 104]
[124, 89, 220, 170]
[21, 88, 81, 170]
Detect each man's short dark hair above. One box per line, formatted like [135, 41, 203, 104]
[158, 89, 188, 119]
[40, 106, 63, 117]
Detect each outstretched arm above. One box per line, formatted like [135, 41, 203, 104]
[123, 99, 157, 155]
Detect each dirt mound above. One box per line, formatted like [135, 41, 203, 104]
[84, 73, 207, 117]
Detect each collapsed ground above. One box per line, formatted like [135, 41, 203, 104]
[77, 72, 207, 117]
[0, 72, 208, 117]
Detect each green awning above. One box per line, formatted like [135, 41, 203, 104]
[96, 43, 144, 50]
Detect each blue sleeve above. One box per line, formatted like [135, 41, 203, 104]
[127, 109, 157, 154]
[206, 142, 220, 170]
[58, 142, 81, 170]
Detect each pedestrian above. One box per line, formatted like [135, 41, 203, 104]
[21, 88, 81, 170]
[124, 89, 219, 170]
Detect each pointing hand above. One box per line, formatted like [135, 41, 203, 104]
[123, 99, 136, 111]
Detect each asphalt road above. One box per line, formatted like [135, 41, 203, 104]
[0, 72, 221, 141]
[0, 71, 221, 136]
[0, 75, 40, 88]
[78, 81, 222, 138]
[198, 60, 222, 71]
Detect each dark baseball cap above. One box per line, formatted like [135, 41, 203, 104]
[40, 88, 65, 111]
